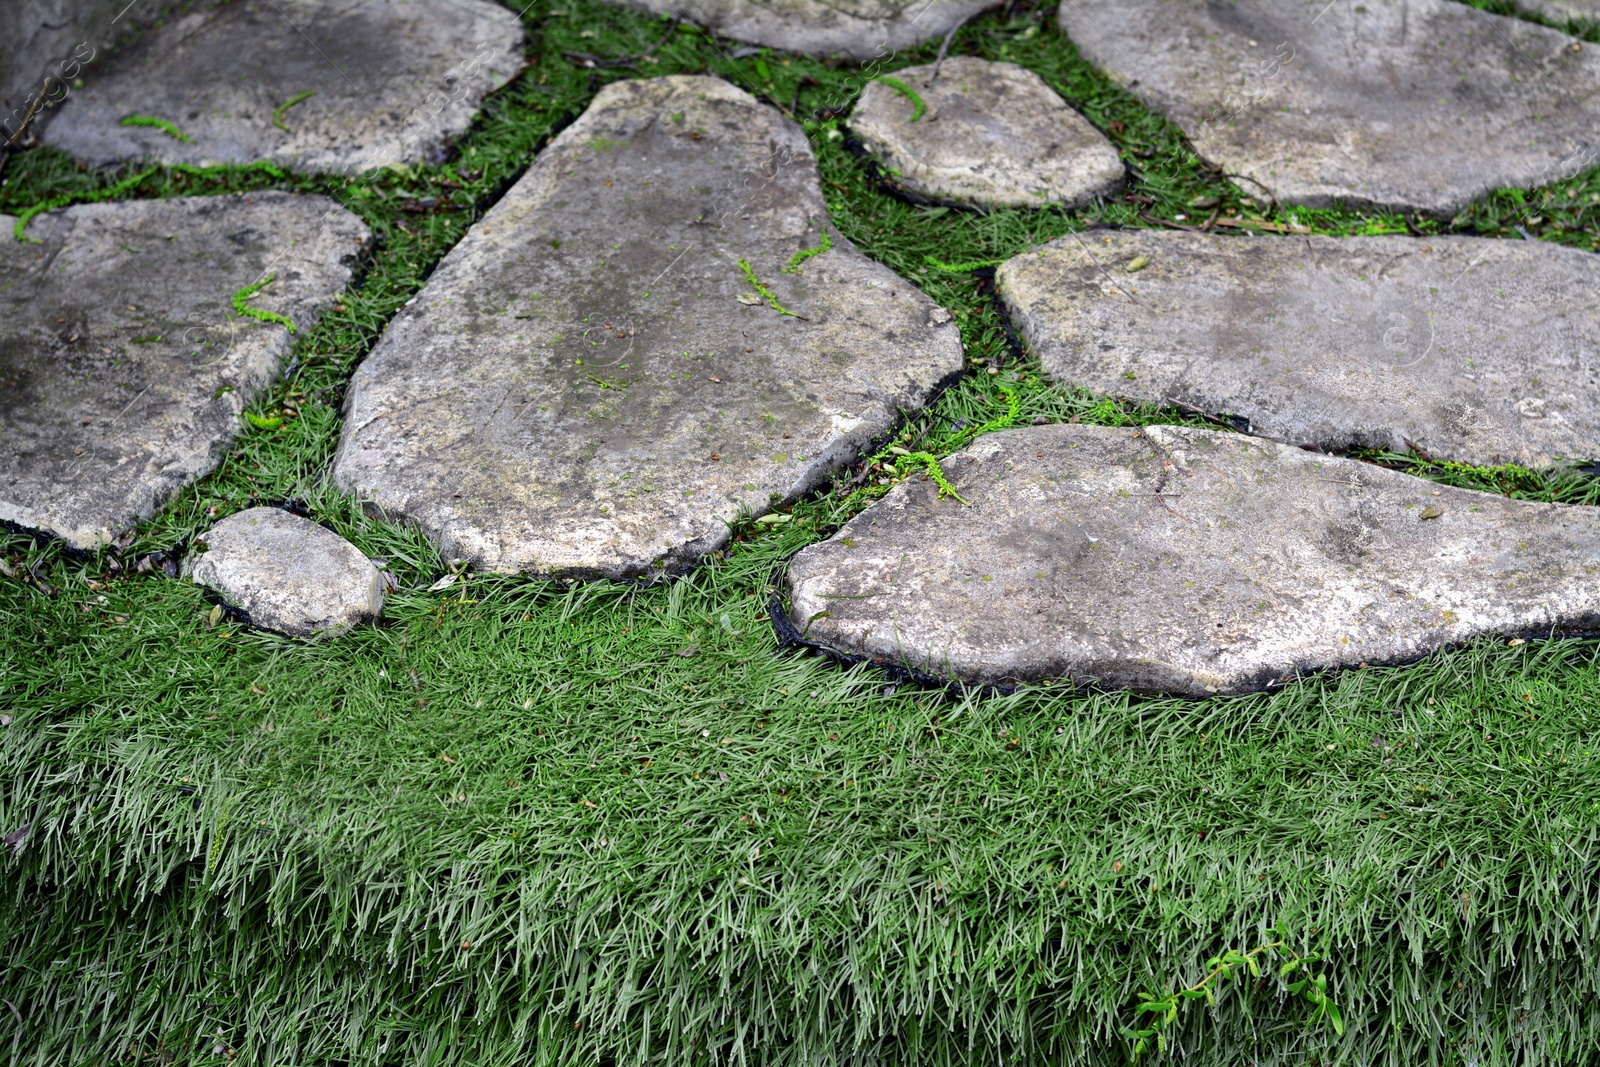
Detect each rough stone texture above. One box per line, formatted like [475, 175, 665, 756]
[848, 57, 1123, 210]
[42, 0, 524, 173]
[332, 75, 963, 579]
[0, 193, 368, 549]
[996, 230, 1600, 469]
[1527, 1, 1600, 22]
[188, 507, 385, 636]
[606, 0, 993, 59]
[787, 424, 1600, 695]
[2, 0, 129, 137]
[1058, 0, 1600, 215]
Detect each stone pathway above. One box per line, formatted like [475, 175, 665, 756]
[849, 57, 1122, 210]
[996, 230, 1600, 469]
[42, 0, 523, 173]
[331, 76, 961, 579]
[1058, 0, 1600, 215]
[787, 424, 1600, 695]
[0, 193, 366, 549]
[607, 0, 993, 59]
[188, 507, 386, 636]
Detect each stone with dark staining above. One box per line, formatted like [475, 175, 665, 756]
[42, 0, 524, 173]
[848, 56, 1123, 210]
[1058, 0, 1600, 215]
[0, 193, 367, 549]
[787, 424, 1600, 695]
[606, 0, 993, 59]
[995, 230, 1600, 469]
[332, 76, 962, 579]
[2, 0, 127, 139]
[188, 507, 385, 636]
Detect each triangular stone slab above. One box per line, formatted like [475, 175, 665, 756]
[41, 0, 524, 173]
[331, 76, 963, 579]
[1058, 0, 1600, 215]
[606, 0, 993, 59]
[848, 56, 1123, 210]
[0, 193, 368, 548]
[996, 230, 1600, 468]
[786, 424, 1600, 695]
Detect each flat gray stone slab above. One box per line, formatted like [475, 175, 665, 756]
[787, 424, 1600, 695]
[0, 193, 367, 549]
[332, 75, 962, 579]
[188, 507, 385, 636]
[1058, 0, 1600, 215]
[608, 0, 992, 59]
[996, 230, 1600, 469]
[849, 57, 1123, 210]
[42, 0, 523, 173]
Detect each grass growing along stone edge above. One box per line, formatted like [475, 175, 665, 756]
[4, 0, 1600, 1063]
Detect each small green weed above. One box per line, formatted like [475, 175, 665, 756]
[874, 75, 925, 121]
[232, 273, 296, 333]
[119, 115, 192, 141]
[272, 90, 317, 131]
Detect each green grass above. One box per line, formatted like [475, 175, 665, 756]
[4, 1, 1600, 1064]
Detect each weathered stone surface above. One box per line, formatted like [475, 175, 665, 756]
[332, 75, 962, 579]
[2, 0, 129, 140]
[1527, 0, 1600, 22]
[996, 230, 1600, 469]
[1058, 0, 1600, 215]
[0, 193, 367, 549]
[848, 57, 1122, 210]
[607, 0, 992, 59]
[787, 424, 1600, 695]
[42, 0, 523, 173]
[188, 507, 385, 636]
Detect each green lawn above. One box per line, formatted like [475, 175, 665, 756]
[4, 1, 1600, 1063]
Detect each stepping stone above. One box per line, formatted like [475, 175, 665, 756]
[332, 75, 962, 579]
[848, 57, 1123, 210]
[996, 230, 1600, 469]
[786, 424, 1600, 695]
[188, 507, 386, 636]
[1057, 0, 1600, 215]
[0, 193, 367, 549]
[41, 0, 524, 173]
[610, 0, 993, 59]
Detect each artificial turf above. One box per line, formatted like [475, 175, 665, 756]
[3, 0, 1600, 1063]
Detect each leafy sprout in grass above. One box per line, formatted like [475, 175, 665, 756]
[120, 114, 193, 141]
[874, 75, 925, 121]
[232, 273, 296, 333]
[272, 89, 317, 131]
[736, 256, 800, 317]
[782, 226, 831, 273]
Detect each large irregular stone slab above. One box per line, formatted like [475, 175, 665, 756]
[188, 507, 385, 636]
[848, 57, 1123, 210]
[607, 0, 992, 59]
[332, 75, 963, 579]
[41, 0, 524, 173]
[787, 424, 1600, 695]
[0, 193, 368, 549]
[996, 230, 1600, 469]
[1058, 0, 1600, 215]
